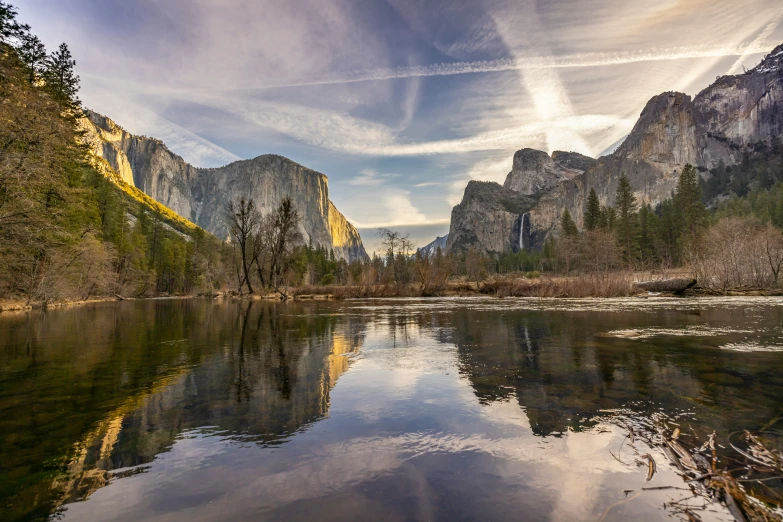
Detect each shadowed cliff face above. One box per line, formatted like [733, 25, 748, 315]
[81, 111, 367, 261]
[504, 149, 596, 196]
[448, 43, 783, 252]
[446, 181, 538, 253]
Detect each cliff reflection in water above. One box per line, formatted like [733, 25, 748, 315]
[447, 304, 783, 438]
[0, 300, 363, 521]
[2, 298, 783, 521]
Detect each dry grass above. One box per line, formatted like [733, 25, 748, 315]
[291, 281, 481, 299]
[480, 272, 636, 298]
[290, 273, 637, 300]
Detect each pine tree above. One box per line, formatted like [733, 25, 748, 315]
[615, 175, 638, 264]
[44, 43, 80, 105]
[584, 188, 601, 231]
[0, 1, 29, 43]
[674, 164, 708, 255]
[18, 33, 46, 84]
[638, 204, 656, 263]
[599, 205, 616, 230]
[560, 208, 579, 237]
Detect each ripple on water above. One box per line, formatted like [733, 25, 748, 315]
[720, 342, 783, 353]
[600, 326, 757, 339]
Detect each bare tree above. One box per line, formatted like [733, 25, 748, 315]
[764, 223, 783, 288]
[224, 198, 260, 294]
[556, 236, 580, 274]
[253, 197, 303, 298]
[693, 218, 783, 291]
[580, 230, 621, 275]
[378, 228, 401, 260]
[465, 248, 486, 288]
[414, 251, 432, 292]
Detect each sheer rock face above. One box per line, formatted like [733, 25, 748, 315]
[81, 111, 367, 261]
[448, 43, 783, 252]
[446, 181, 538, 253]
[503, 149, 596, 196]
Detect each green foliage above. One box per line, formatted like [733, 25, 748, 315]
[17, 32, 45, 83]
[560, 208, 579, 237]
[614, 175, 638, 263]
[0, 1, 28, 43]
[674, 164, 708, 251]
[43, 42, 80, 105]
[496, 249, 542, 273]
[304, 243, 347, 285]
[584, 188, 601, 231]
[702, 141, 783, 201]
[598, 205, 616, 230]
[637, 204, 657, 264]
[716, 181, 783, 228]
[0, 8, 231, 301]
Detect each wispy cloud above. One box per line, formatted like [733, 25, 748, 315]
[22, 0, 783, 237]
[348, 169, 399, 186]
[727, 9, 783, 74]
[345, 190, 436, 228]
[219, 42, 781, 91]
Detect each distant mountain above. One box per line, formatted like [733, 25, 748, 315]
[447, 43, 783, 253]
[418, 235, 448, 257]
[81, 111, 368, 262]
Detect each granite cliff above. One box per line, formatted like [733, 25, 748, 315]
[445, 181, 538, 253]
[447, 43, 783, 253]
[81, 111, 367, 261]
[504, 149, 596, 195]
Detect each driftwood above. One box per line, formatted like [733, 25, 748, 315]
[600, 409, 783, 521]
[634, 278, 697, 293]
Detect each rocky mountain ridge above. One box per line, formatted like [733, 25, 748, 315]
[503, 149, 596, 195]
[418, 235, 448, 257]
[81, 111, 367, 262]
[446, 43, 783, 253]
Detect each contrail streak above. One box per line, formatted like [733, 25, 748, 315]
[83, 40, 780, 97]
[236, 41, 780, 91]
[727, 10, 783, 74]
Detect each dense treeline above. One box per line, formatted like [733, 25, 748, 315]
[2, 0, 781, 302]
[330, 153, 783, 296]
[0, 2, 232, 303]
[534, 152, 783, 291]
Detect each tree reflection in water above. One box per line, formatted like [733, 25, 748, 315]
[1, 298, 782, 521]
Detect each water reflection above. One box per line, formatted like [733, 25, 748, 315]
[0, 298, 782, 521]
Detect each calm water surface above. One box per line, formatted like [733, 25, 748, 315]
[2, 297, 783, 521]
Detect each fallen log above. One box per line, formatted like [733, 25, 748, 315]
[633, 278, 697, 293]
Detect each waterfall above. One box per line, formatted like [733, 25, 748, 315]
[518, 213, 529, 250]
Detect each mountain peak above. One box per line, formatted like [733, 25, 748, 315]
[750, 43, 783, 75]
[504, 148, 596, 196]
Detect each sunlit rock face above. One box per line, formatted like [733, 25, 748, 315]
[448, 43, 783, 252]
[80, 111, 367, 261]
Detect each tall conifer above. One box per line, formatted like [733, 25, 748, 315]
[585, 188, 601, 231]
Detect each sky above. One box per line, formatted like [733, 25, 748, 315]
[17, 0, 783, 253]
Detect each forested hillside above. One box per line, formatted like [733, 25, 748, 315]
[0, 3, 231, 303]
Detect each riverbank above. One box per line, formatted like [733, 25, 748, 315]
[2, 273, 781, 313]
[0, 295, 200, 313]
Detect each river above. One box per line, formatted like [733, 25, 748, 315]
[2, 297, 783, 521]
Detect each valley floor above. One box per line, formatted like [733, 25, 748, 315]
[3, 271, 781, 314]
